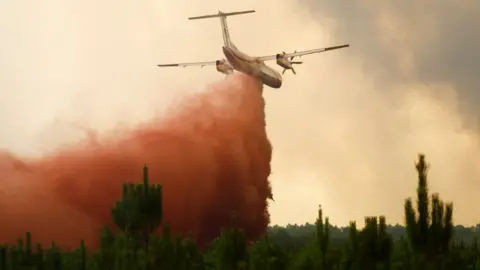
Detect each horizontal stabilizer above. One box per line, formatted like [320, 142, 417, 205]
[157, 64, 179, 67]
[188, 10, 255, 20]
[157, 60, 217, 68]
[325, 44, 350, 51]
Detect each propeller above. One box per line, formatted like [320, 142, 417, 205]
[282, 67, 295, 75]
[281, 50, 302, 75]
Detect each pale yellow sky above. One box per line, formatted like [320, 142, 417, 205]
[1, 0, 479, 227]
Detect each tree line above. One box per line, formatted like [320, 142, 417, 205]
[1, 154, 479, 269]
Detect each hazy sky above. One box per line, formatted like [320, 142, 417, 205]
[1, 0, 479, 227]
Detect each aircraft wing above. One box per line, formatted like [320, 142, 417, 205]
[256, 44, 349, 61]
[157, 60, 217, 68]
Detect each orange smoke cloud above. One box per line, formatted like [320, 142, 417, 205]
[0, 74, 272, 248]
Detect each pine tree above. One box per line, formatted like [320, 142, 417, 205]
[341, 221, 359, 270]
[214, 213, 248, 270]
[404, 154, 454, 269]
[315, 205, 330, 269]
[111, 165, 163, 251]
[377, 216, 393, 270]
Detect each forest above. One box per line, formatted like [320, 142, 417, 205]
[1, 154, 479, 270]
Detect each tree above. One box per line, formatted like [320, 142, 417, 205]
[213, 213, 249, 270]
[248, 235, 288, 270]
[315, 205, 331, 269]
[355, 216, 392, 270]
[111, 165, 163, 251]
[404, 154, 454, 269]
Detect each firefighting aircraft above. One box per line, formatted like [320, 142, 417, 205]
[157, 10, 349, 89]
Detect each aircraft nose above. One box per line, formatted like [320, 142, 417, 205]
[276, 79, 282, 88]
[274, 76, 282, 88]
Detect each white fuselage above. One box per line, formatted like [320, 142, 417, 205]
[222, 46, 283, 88]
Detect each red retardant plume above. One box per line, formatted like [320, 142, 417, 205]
[0, 74, 273, 248]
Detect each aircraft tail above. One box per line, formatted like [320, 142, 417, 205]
[188, 10, 255, 48]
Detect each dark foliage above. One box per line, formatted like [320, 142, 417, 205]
[1, 155, 480, 269]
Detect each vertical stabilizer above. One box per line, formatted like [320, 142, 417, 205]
[188, 10, 255, 48]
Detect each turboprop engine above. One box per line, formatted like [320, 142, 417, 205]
[216, 59, 234, 75]
[275, 51, 303, 75]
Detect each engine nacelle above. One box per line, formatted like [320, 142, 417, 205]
[216, 59, 234, 75]
[275, 53, 292, 69]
